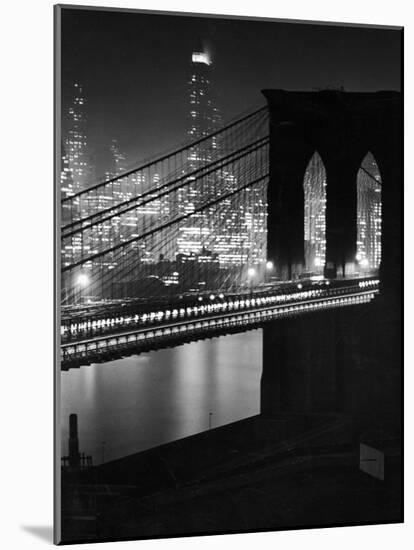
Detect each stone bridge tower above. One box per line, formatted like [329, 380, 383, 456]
[261, 90, 402, 437]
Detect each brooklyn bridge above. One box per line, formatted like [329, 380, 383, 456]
[60, 89, 400, 382]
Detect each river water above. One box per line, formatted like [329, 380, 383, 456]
[61, 329, 263, 464]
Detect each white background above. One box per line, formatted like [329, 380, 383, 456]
[0, 0, 411, 548]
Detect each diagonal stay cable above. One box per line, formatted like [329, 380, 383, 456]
[62, 110, 270, 286]
[99, 159, 267, 288]
[63, 157, 268, 303]
[61, 108, 269, 233]
[360, 166, 381, 184]
[61, 106, 268, 204]
[62, 173, 270, 273]
[61, 136, 269, 239]
[70, 157, 266, 288]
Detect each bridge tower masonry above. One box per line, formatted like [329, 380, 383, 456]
[261, 90, 402, 438]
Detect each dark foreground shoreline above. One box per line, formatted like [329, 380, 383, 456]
[60, 413, 402, 544]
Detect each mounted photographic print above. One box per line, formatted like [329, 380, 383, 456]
[54, 4, 403, 544]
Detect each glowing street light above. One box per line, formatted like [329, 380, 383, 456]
[266, 261, 274, 271]
[356, 253, 369, 269]
[76, 272, 89, 305]
[76, 273, 89, 287]
[247, 267, 256, 295]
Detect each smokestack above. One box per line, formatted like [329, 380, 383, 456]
[68, 413, 80, 469]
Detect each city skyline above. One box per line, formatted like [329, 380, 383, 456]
[61, 68, 382, 297]
[61, 8, 401, 181]
[61, 43, 270, 284]
[60, 8, 392, 282]
[61, 78, 381, 290]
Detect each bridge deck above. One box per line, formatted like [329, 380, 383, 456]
[60, 278, 379, 370]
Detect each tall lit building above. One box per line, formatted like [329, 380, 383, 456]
[97, 139, 157, 272]
[60, 142, 74, 205]
[61, 83, 90, 269]
[101, 140, 131, 265]
[356, 152, 382, 271]
[177, 45, 220, 257]
[304, 152, 327, 273]
[102, 140, 168, 270]
[178, 45, 267, 271]
[187, 47, 221, 164]
[62, 83, 89, 195]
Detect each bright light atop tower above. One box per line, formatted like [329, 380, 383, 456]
[192, 52, 211, 65]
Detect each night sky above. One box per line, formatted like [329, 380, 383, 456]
[60, 7, 402, 177]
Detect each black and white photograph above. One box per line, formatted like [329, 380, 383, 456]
[54, 4, 402, 545]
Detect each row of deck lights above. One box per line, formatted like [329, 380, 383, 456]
[62, 291, 377, 359]
[64, 270, 378, 337]
[63, 285, 333, 335]
[359, 279, 379, 288]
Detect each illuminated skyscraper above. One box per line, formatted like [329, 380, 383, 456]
[108, 139, 127, 175]
[187, 47, 221, 157]
[304, 152, 327, 273]
[61, 83, 89, 269]
[104, 140, 167, 269]
[103, 140, 130, 255]
[177, 45, 267, 273]
[60, 142, 74, 201]
[63, 83, 88, 195]
[177, 45, 221, 258]
[356, 152, 382, 272]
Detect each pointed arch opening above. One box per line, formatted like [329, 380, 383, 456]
[303, 152, 327, 274]
[356, 152, 382, 274]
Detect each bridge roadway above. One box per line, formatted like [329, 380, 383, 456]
[60, 277, 379, 370]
